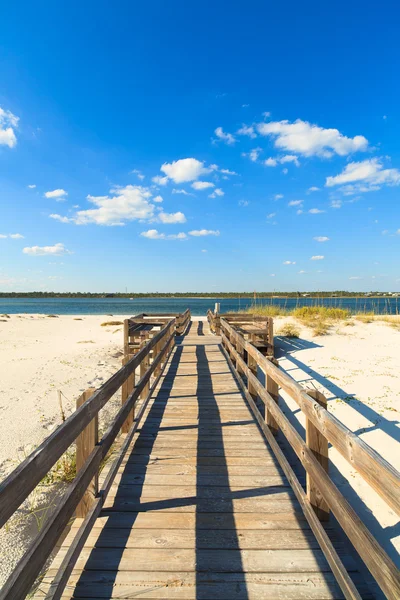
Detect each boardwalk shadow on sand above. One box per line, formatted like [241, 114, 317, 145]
[275, 334, 400, 573]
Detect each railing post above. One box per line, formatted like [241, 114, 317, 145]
[154, 339, 162, 377]
[245, 346, 258, 405]
[76, 388, 98, 518]
[306, 389, 330, 521]
[121, 356, 135, 434]
[266, 357, 279, 435]
[140, 333, 150, 401]
[123, 319, 130, 356]
[267, 317, 274, 356]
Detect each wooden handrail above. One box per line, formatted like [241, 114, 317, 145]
[0, 319, 176, 600]
[0, 319, 175, 529]
[220, 318, 400, 599]
[221, 317, 400, 516]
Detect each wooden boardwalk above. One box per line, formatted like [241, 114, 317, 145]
[38, 319, 372, 599]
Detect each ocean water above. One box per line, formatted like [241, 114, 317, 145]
[0, 296, 398, 316]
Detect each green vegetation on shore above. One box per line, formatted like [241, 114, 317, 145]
[0, 291, 398, 299]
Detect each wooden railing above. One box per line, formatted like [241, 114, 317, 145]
[0, 316, 178, 600]
[219, 316, 400, 600]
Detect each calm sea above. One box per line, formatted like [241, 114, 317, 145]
[0, 297, 398, 316]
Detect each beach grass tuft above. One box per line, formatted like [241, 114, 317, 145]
[101, 320, 124, 327]
[277, 322, 300, 338]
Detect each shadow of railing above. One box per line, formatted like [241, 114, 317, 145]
[275, 335, 400, 572]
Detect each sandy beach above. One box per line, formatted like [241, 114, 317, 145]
[0, 314, 399, 584]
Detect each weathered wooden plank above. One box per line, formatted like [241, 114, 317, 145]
[103, 497, 300, 513]
[61, 527, 341, 550]
[109, 473, 288, 488]
[49, 546, 357, 573]
[88, 511, 309, 529]
[34, 571, 373, 600]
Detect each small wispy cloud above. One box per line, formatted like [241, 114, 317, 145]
[209, 188, 224, 198]
[309, 208, 325, 214]
[44, 189, 68, 201]
[311, 255, 324, 260]
[141, 229, 187, 240]
[27, 184, 36, 189]
[313, 236, 329, 242]
[189, 229, 220, 237]
[288, 200, 303, 207]
[237, 124, 257, 139]
[23, 242, 71, 256]
[213, 127, 236, 145]
[191, 181, 215, 190]
[283, 260, 296, 265]
[131, 169, 145, 180]
[0, 233, 24, 239]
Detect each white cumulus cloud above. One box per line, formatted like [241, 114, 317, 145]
[325, 158, 400, 194]
[309, 208, 325, 214]
[160, 158, 212, 183]
[0, 106, 19, 148]
[256, 118, 368, 157]
[288, 200, 302, 207]
[69, 185, 154, 226]
[157, 211, 186, 224]
[23, 243, 71, 256]
[283, 260, 296, 265]
[314, 236, 329, 242]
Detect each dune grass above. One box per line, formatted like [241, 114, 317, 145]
[277, 322, 300, 338]
[242, 305, 351, 336]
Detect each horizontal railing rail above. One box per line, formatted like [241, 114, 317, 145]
[0, 317, 177, 600]
[219, 316, 400, 600]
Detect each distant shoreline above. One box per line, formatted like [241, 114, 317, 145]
[0, 293, 398, 299]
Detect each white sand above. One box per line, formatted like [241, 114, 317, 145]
[0, 314, 398, 583]
[274, 316, 400, 568]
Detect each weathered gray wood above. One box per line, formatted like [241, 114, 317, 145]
[40, 331, 176, 600]
[306, 388, 330, 521]
[0, 326, 175, 600]
[75, 388, 98, 518]
[225, 319, 400, 517]
[121, 356, 135, 434]
[0, 318, 175, 528]
[222, 341, 363, 600]
[33, 571, 374, 600]
[222, 330, 400, 600]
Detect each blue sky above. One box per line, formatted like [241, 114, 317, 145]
[1, 0, 399, 293]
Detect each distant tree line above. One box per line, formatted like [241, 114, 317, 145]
[0, 291, 395, 298]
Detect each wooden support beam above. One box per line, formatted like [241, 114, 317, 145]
[140, 335, 150, 401]
[75, 388, 98, 518]
[266, 357, 279, 435]
[306, 389, 330, 521]
[123, 319, 129, 357]
[121, 357, 135, 434]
